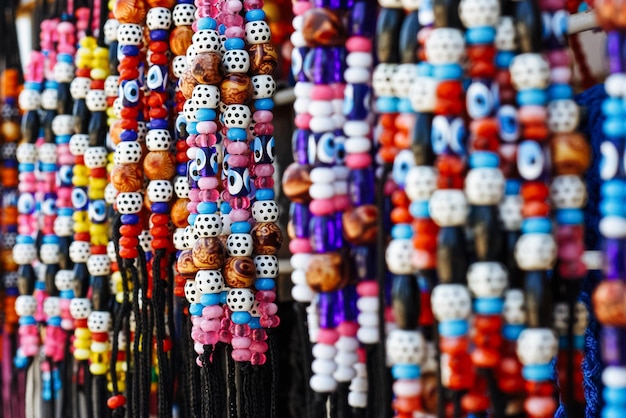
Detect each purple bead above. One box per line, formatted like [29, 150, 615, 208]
[348, 0, 377, 37]
[293, 47, 310, 82]
[604, 239, 625, 280]
[292, 129, 309, 165]
[289, 203, 311, 238]
[310, 215, 338, 253]
[314, 0, 342, 9]
[176, 163, 187, 176]
[305, 48, 334, 85]
[601, 326, 626, 366]
[349, 168, 375, 206]
[319, 291, 341, 329]
[345, 83, 371, 121]
[334, 211, 344, 249]
[351, 245, 377, 280]
[330, 47, 346, 83]
[150, 29, 168, 41]
[608, 32, 623, 74]
[342, 285, 358, 322]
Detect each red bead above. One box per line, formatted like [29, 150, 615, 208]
[461, 392, 490, 413]
[120, 247, 139, 259]
[150, 225, 169, 238]
[151, 214, 170, 225]
[90, 167, 107, 178]
[91, 245, 107, 255]
[74, 232, 90, 242]
[107, 395, 126, 409]
[120, 224, 142, 237]
[152, 237, 170, 250]
[525, 381, 554, 397]
[92, 332, 109, 342]
[119, 237, 139, 248]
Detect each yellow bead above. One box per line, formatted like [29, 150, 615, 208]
[107, 108, 117, 118]
[115, 293, 125, 304]
[90, 177, 108, 189]
[112, 271, 122, 282]
[90, 363, 108, 376]
[116, 362, 128, 373]
[73, 338, 90, 349]
[75, 327, 92, 340]
[91, 68, 108, 81]
[93, 47, 108, 59]
[74, 348, 90, 361]
[73, 175, 89, 187]
[73, 165, 89, 176]
[91, 341, 109, 354]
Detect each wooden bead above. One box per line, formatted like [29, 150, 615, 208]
[248, 43, 279, 75]
[306, 252, 347, 292]
[592, 280, 626, 326]
[143, 151, 176, 180]
[251, 222, 282, 255]
[176, 250, 198, 275]
[146, 0, 175, 8]
[420, 373, 439, 415]
[113, 0, 147, 23]
[192, 237, 225, 269]
[220, 74, 254, 105]
[169, 26, 194, 56]
[302, 8, 347, 47]
[179, 69, 199, 99]
[171, 199, 190, 228]
[281, 162, 312, 203]
[223, 256, 256, 288]
[342, 205, 378, 245]
[191, 53, 223, 85]
[1, 121, 20, 141]
[110, 163, 144, 192]
[550, 132, 591, 175]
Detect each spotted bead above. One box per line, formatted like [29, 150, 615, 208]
[226, 288, 255, 312]
[251, 200, 279, 223]
[114, 142, 142, 164]
[147, 180, 174, 202]
[195, 269, 224, 294]
[146, 7, 172, 30]
[84, 147, 109, 169]
[431, 284, 472, 321]
[226, 233, 254, 257]
[245, 20, 271, 45]
[193, 214, 222, 237]
[117, 23, 143, 45]
[116, 192, 144, 214]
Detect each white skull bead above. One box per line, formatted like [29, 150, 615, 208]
[372, 64, 397, 97]
[386, 329, 426, 365]
[510, 53, 550, 90]
[459, 0, 500, 28]
[385, 239, 413, 275]
[425, 28, 465, 65]
[547, 100, 579, 133]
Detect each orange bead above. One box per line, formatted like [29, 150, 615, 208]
[393, 396, 422, 413]
[412, 218, 438, 235]
[471, 347, 500, 368]
[435, 99, 464, 116]
[437, 176, 464, 190]
[391, 207, 412, 224]
[461, 392, 490, 413]
[120, 247, 139, 259]
[525, 381, 554, 397]
[380, 146, 398, 164]
[395, 113, 414, 132]
[436, 155, 465, 176]
[440, 336, 469, 355]
[524, 396, 557, 418]
[379, 129, 396, 147]
[413, 234, 437, 252]
[143, 151, 176, 180]
[391, 190, 410, 208]
[520, 182, 549, 201]
[380, 113, 397, 129]
[394, 131, 411, 150]
[474, 315, 502, 332]
[150, 225, 169, 238]
[522, 200, 550, 218]
[436, 80, 463, 100]
[522, 124, 549, 142]
[152, 237, 170, 250]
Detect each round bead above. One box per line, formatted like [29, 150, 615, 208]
[245, 20, 271, 45]
[425, 29, 465, 65]
[251, 200, 279, 223]
[429, 190, 469, 227]
[510, 53, 550, 90]
[116, 192, 144, 214]
[147, 180, 174, 202]
[516, 328, 558, 365]
[193, 214, 222, 237]
[146, 7, 172, 30]
[386, 329, 426, 365]
[192, 84, 221, 109]
[550, 175, 587, 209]
[226, 234, 254, 257]
[431, 284, 472, 321]
[184, 280, 199, 304]
[84, 147, 109, 168]
[69, 298, 92, 319]
[195, 269, 224, 294]
[227, 288, 255, 312]
[117, 24, 143, 45]
[503, 289, 526, 325]
[464, 167, 505, 205]
[114, 142, 142, 164]
[467, 262, 508, 298]
[146, 129, 173, 151]
[514, 233, 557, 270]
[87, 311, 112, 333]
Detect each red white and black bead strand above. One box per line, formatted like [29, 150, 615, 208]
[509, 33, 559, 418]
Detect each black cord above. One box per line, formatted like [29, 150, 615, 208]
[154, 250, 172, 418]
[268, 329, 279, 418]
[227, 346, 237, 418]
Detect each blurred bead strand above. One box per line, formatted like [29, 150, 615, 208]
[425, 6, 474, 413]
[542, 0, 590, 410]
[341, 0, 377, 409]
[244, 4, 282, 363]
[592, 3, 626, 418]
[508, 0, 559, 414]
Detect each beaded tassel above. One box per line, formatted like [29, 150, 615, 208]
[508, 0, 559, 413]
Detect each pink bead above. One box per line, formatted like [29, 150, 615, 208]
[197, 177, 219, 190]
[225, 26, 245, 39]
[384, 307, 395, 323]
[197, 121, 218, 134]
[538, 0, 565, 11]
[203, 305, 223, 319]
[250, 352, 266, 365]
[517, 105, 546, 124]
[222, 14, 244, 28]
[256, 291, 276, 303]
[310, 85, 334, 101]
[292, 1, 312, 15]
[294, 114, 311, 130]
[249, 341, 268, 352]
[234, 324, 249, 337]
[243, 0, 264, 9]
[333, 195, 351, 211]
[550, 67, 572, 84]
[253, 110, 273, 123]
[317, 329, 339, 344]
[189, 188, 201, 201]
[196, 356, 203, 367]
[186, 135, 198, 147]
[309, 199, 334, 216]
[260, 303, 278, 316]
[356, 280, 378, 297]
[194, 342, 205, 355]
[228, 155, 249, 167]
[219, 330, 232, 344]
[187, 201, 199, 214]
[337, 321, 358, 337]
[226, 0, 243, 12]
[254, 122, 274, 135]
[345, 153, 372, 169]
[199, 189, 220, 202]
[254, 164, 274, 177]
[546, 49, 570, 67]
[227, 141, 249, 155]
[229, 208, 250, 222]
[201, 319, 220, 332]
[231, 336, 252, 349]
[232, 348, 252, 362]
[332, 83, 345, 99]
[251, 328, 267, 340]
[289, 237, 312, 254]
[346, 36, 372, 53]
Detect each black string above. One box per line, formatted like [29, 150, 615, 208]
[154, 250, 172, 418]
[96, 0, 108, 47]
[83, 360, 95, 418]
[268, 329, 279, 418]
[137, 247, 152, 418]
[227, 347, 237, 418]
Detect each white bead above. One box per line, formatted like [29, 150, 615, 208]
[344, 67, 371, 84]
[193, 213, 222, 237]
[516, 328, 558, 365]
[343, 121, 371, 137]
[227, 288, 255, 311]
[357, 327, 379, 344]
[334, 366, 357, 382]
[15, 295, 37, 316]
[70, 77, 91, 100]
[245, 21, 271, 45]
[222, 49, 250, 73]
[503, 289, 526, 325]
[192, 30, 221, 54]
[378, 0, 403, 7]
[312, 359, 337, 375]
[114, 142, 142, 164]
[345, 137, 371, 154]
[401, 0, 421, 10]
[251, 200, 279, 223]
[467, 261, 508, 298]
[346, 52, 373, 68]
[52, 115, 75, 136]
[312, 343, 337, 360]
[16, 143, 37, 163]
[146, 129, 173, 151]
[195, 269, 224, 294]
[386, 239, 414, 275]
[86, 90, 107, 111]
[602, 366, 626, 388]
[348, 392, 367, 408]
[147, 180, 174, 202]
[38, 143, 57, 164]
[349, 376, 368, 392]
[293, 97, 311, 114]
[117, 24, 143, 45]
[41, 88, 58, 110]
[429, 189, 469, 226]
[69, 241, 91, 263]
[357, 296, 379, 313]
[172, 3, 196, 26]
[292, 284, 315, 303]
[105, 184, 118, 205]
[495, 17, 517, 51]
[393, 380, 421, 397]
[173, 228, 186, 250]
[514, 233, 557, 270]
[310, 375, 337, 393]
[251, 75, 276, 99]
[425, 29, 465, 65]
[393, 64, 418, 98]
[146, 7, 172, 30]
[19, 89, 41, 110]
[574, 302, 588, 335]
[550, 175, 587, 208]
[386, 329, 426, 365]
[55, 270, 74, 291]
[184, 280, 199, 304]
[336, 336, 359, 352]
[335, 351, 358, 367]
[553, 302, 569, 335]
[405, 166, 437, 201]
[44, 297, 61, 317]
[226, 233, 254, 257]
[105, 75, 119, 97]
[308, 100, 334, 117]
[69, 298, 92, 319]
[310, 167, 335, 184]
[291, 270, 307, 286]
[254, 255, 279, 278]
[464, 167, 505, 205]
[88, 311, 112, 333]
[222, 105, 252, 129]
[459, 0, 500, 28]
[422, 342, 438, 374]
[309, 183, 334, 200]
[39, 243, 59, 264]
[372, 64, 396, 97]
[291, 253, 311, 270]
[116, 192, 143, 214]
[547, 100, 579, 133]
[510, 53, 551, 90]
[358, 312, 378, 328]
[605, 74, 626, 97]
[309, 116, 335, 133]
[499, 194, 523, 231]
[174, 176, 190, 198]
[12, 244, 37, 265]
[84, 147, 108, 169]
[431, 284, 472, 321]
[103, 19, 119, 43]
[599, 216, 626, 239]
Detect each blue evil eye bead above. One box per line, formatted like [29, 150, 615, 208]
[188, 160, 201, 182]
[497, 104, 520, 143]
[227, 167, 251, 197]
[59, 165, 73, 185]
[466, 80, 495, 119]
[41, 195, 56, 216]
[431, 115, 466, 156]
[308, 132, 336, 165]
[121, 80, 140, 107]
[600, 140, 622, 180]
[334, 134, 346, 165]
[71, 188, 88, 211]
[146, 65, 168, 92]
[517, 141, 546, 181]
[253, 135, 275, 164]
[392, 150, 416, 187]
[17, 193, 36, 215]
[89, 200, 107, 224]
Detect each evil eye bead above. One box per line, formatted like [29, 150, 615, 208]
[466, 81, 495, 119]
[146, 65, 168, 92]
[431, 284, 472, 321]
[227, 167, 251, 197]
[71, 187, 88, 211]
[114, 142, 142, 164]
[226, 234, 254, 257]
[497, 105, 519, 142]
[251, 75, 276, 99]
[391, 150, 415, 187]
[145, 129, 173, 151]
[116, 192, 144, 214]
[308, 132, 336, 165]
[509, 53, 550, 90]
[227, 288, 255, 312]
[425, 28, 465, 65]
[245, 20, 271, 45]
[517, 141, 546, 181]
[84, 147, 108, 169]
[146, 7, 172, 30]
[147, 180, 174, 202]
[192, 84, 221, 109]
[222, 105, 252, 128]
[431, 116, 466, 156]
[121, 80, 141, 107]
[251, 200, 279, 223]
[193, 214, 222, 237]
[253, 135, 275, 164]
[117, 24, 144, 45]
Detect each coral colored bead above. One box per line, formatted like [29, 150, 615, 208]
[521, 201, 551, 218]
[391, 190, 410, 208]
[523, 125, 549, 142]
[436, 81, 463, 99]
[474, 315, 502, 331]
[524, 396, 557, 418]
[413, 234, 437, 252]
[107, 395, 126, 409]
[437, 176, 464, 190]
[435, 99, 464, 116]
[461, 392, 490, 413]
[525, 381, 554, 397]
[440, 336, 469, 354]
[471, 348, 500, 368]
[379, 129, 396, 147]
[520, 182, 549, 201]
[380, 147, 399, 164]
[393, 396, 422, 413]
[120, 247, 139, 259]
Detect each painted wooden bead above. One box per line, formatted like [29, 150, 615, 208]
[549, 175, 586, 208]
[282, 163, 312, 203]
[550, 132, 591, 175]
[117, 24, 143, 45]
[592, 281, 626, 326]
[464, 167, 505, 205]
[247, 43, 278, 75]
[173, 176, 190, 199]
[405, 166, 437, 201]
[220, 75, 253, 105]
[429, 190, 469, 227]
[192, 84, 221, 109]
[386, 329, 426, 364]
[192, 237, 225, 269]
[425, 29, 465, 65]
[306, 253, 346, 293]
[190, 53, 223, 85]
[195, 269, 224, 294]
[146, 7, 172, 30]
[251, 75, 276, 99]
[170, 26, 194, 56]
[105, 75, 120, 97]
[251, 222, 282, 255]
[193, 30, 221, 54]
[227, 288, 255, 312]
[302, 8, 346, 46]
[113, 0, 147, 24]
[342, 205, 378, 245]
[467, 262, 508, 298]
[172, 3, 195, 26]
[184, 225, 200, 249]
[509, 53, 550, 90]
[110, 163, 144, 192]
[516, 329, 557, 365]
[177, 250, 198, 275]
[143, 150, 176, 180]
[224, 257, 256, 288]
[87, 311, 111, 333]
[514, 233, 557, 270]
[193, 214, 222, 237]
[431, 284, 472, 321]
